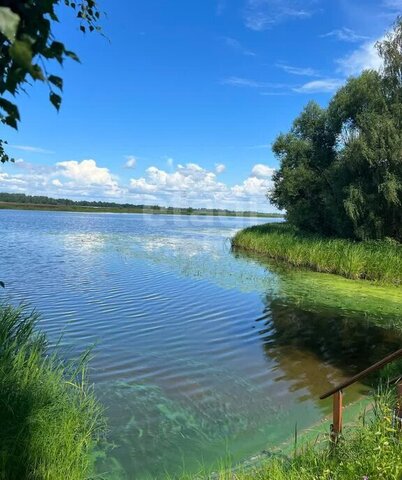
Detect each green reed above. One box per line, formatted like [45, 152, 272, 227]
[232, 223, 402, 284]
[0, 304, 104, 480]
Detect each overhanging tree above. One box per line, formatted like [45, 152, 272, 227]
[0, 0, 102, 163]
[269, 16, 402, 241]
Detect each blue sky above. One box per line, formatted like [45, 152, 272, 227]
[0, 0, 400, 212]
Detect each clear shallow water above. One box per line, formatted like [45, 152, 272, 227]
[1, 210, 401, 479]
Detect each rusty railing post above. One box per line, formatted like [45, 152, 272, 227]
[331, 390, 343, 443]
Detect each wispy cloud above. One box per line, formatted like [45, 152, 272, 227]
[293, 78, 345, 93]
[9, 145, 54, 154]
[223, 37, 256, 57]
[276, 63, 319, 77]
[248, 144, 270, 149]
[336, 38, 383, 76]
[382, 0, 402, 10]
[124, 155, 137, 169]
[216, 0, 226, 15]
[221, 76, 286, 89]
[260, 91, 292, 96]
[244, 0, 317, 31]
[320, 28, 369, 42]
[215, 163, 226, 174]
[221, 76, 264, 88]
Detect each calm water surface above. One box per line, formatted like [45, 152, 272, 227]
[1, 210, 400, 479]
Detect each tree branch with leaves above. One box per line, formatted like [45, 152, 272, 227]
[0, 0, 102, 163]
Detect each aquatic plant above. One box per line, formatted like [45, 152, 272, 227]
[232, 223, 402, 284]
[177, 387, 402, 479]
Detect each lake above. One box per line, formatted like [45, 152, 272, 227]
[1, 210, 400, 479]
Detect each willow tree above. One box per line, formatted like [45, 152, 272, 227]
[0, 1, 102, 163]
[270, 16, 402, 241]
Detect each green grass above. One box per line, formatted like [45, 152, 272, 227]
[232, 223, 402, 285]
[0, 304, 104, 480]
[177, 387, 402, 480]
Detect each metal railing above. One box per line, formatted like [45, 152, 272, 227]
[319, 348, 402, 441]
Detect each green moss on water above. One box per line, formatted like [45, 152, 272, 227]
[232, 223, 402, 328]
[280, 270, 402, 326]
[178, 389, 402, 480]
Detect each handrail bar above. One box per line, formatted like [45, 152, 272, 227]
[320, 348, 402, 400]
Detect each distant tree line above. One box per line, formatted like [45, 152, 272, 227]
[269, 17, 402, 241]
[0, 192, 155, 209]
[0, 192, 282, 217]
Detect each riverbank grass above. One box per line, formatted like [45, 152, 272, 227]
[178, 388, 401, 479]
[232, 223, 402, 284]
[0, 304, 103, 479]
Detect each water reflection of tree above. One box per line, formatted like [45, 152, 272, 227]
[257, 297, 402, 404]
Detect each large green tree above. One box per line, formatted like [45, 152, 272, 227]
[270, 16, 402, 241]
[0, 0, 101, 163]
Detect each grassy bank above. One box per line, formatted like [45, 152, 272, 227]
[0, 201, 281, 218]
[0, 304, 103, 479]
[232, 223, 402, 284]
[179, 388, 402, 479]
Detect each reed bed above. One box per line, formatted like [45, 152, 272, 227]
[232, 223, 402, 284]
[0, 304, 104, 480]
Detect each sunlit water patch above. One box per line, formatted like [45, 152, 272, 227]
[1, 210, 401, 479]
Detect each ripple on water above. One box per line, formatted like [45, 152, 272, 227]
[1, 210, 400, 479]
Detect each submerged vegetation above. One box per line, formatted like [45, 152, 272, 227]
[179, 388, 402, 480]
[232, 223, 402, 284]
[0, 304, 103, 479]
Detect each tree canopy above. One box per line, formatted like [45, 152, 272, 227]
[269, 17, 402, 241]
[0, 0, 101, 163]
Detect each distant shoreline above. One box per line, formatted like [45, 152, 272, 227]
[0, 201, 282, 218]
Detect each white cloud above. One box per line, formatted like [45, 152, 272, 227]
[231, 176, 270, 198]
[320, 28, 369, 42]
[57, 159, 116, 187]
[125, 155, 137, 169]
[276, 63, 319, 77]
[0, 172, 27, 189]
[127, 162, 275, 209]
[251, 163, 275, 178]
[222, 76, 286, 89]
[166, 157, 174, 167]
[294, 78, 345, 93]
[0, 159, 278, 212]
[215, 163, 226, 174]
[223, 37, 256, 56]
[244, 0, 316, 31]
[9, 145, 54, 154]
[129, 177, 158, 193]
[336, 38, 383, 76]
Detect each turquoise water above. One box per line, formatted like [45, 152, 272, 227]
[1, 210, 400, 479]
